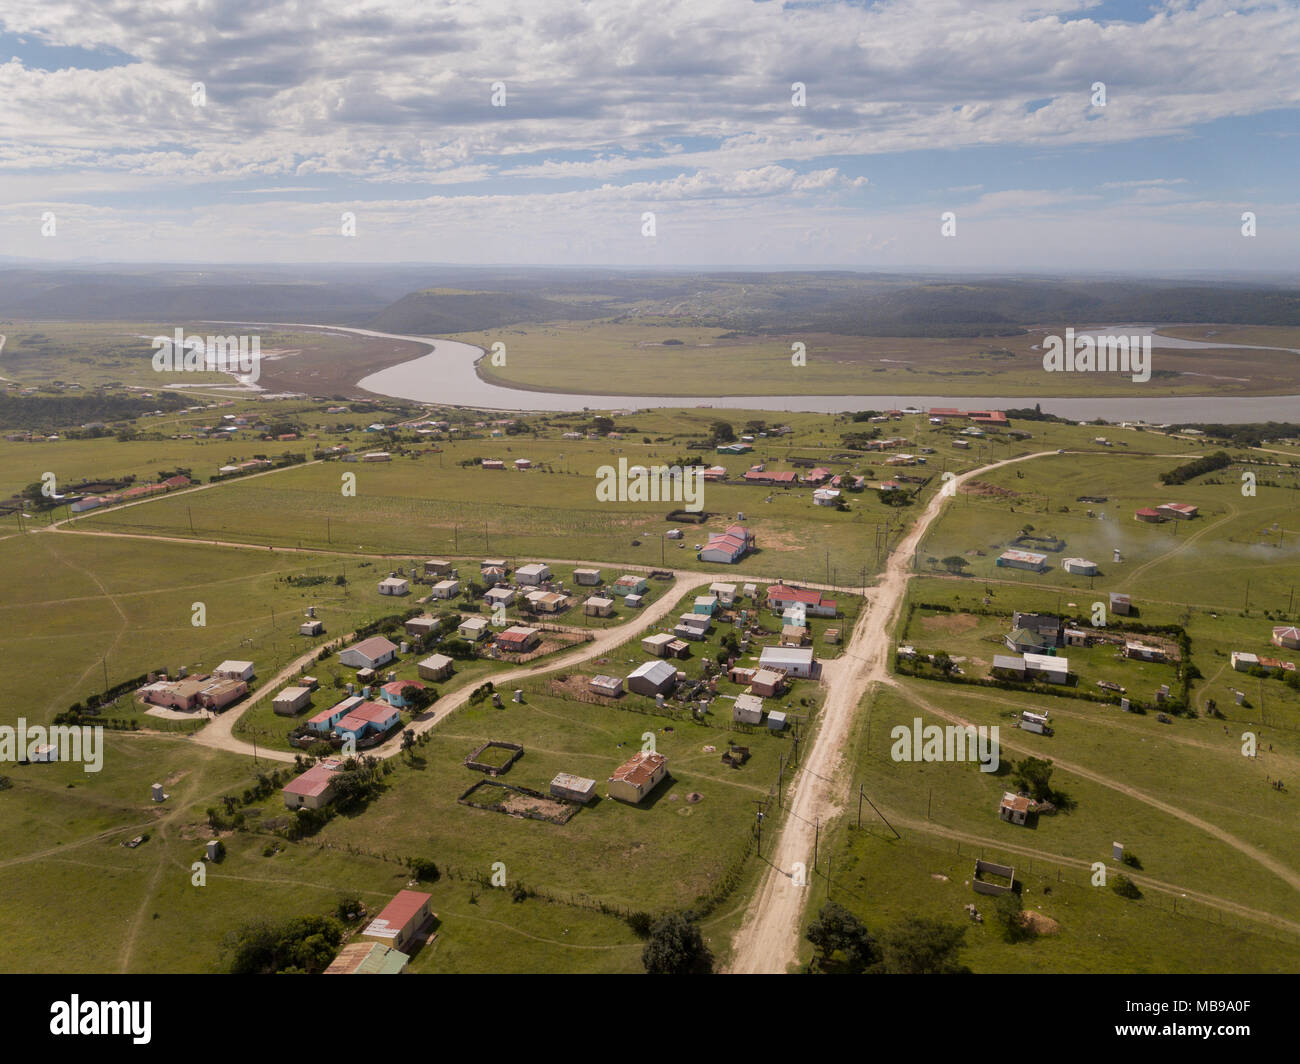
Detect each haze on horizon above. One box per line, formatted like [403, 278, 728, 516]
[1, 0, 1297, 273]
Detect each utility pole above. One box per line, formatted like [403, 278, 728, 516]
[188, 506, 195, 535]
[814, 815, 820, 868]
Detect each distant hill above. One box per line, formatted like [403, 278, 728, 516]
[366, 289, 606, 334]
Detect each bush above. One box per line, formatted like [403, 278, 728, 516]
[1111, 873, 1143, 900]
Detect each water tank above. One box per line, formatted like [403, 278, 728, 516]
[151, 783, 165, 802]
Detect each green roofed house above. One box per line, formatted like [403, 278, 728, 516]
[324, 941, 410, 975]
[1004, 628, 1054, 654]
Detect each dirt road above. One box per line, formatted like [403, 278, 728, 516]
[726, 451, 1056, 973]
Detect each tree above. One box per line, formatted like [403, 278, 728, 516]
[931, 651, 955, 674]
[941, 555, 970, 575]
[991, 892, 1034, 943]
[400, 684, 433, 712]
[709, 420, 735, 444]
[872, 915, 969, 974]
[642, 912, 714, 974]
[806, 902, 877, 972]
[1011, 756, 1054, 801]
[1111, 873, 1143, 900]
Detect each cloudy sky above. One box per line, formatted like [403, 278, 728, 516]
[1, 0, 1297, 271]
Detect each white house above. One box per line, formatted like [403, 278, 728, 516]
[516, 563, 552, 585]
[214, 660, 255, 682]
[338, 637, 399, 670]
[378, 576, 410, 596]
[758, 646, 816, 679]
[429, 578, 460, 599]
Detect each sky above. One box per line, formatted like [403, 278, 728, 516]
[0, 0, 1297, 272]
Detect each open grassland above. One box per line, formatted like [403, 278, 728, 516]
[459, 318, 1300, 398]
[0, 533, 392, 725]
[797, 684, 1300, 972]
[0, 321, 424, 397]
[0, 734, 649, 973]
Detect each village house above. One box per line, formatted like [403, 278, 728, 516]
[416, 653, 454, 682]
[733, 693, 764, 725]
[333, 701, 401, 741]
[767, 584, 837, 618]
[999, 792, 1031, 826]
[813, 488, 841, 507]
[584, 595, 615, 617]
[749, 668, 787, 697]
[709, 582, 738, 607]
[759, 645, 817, 679]
[525, 590, 567, 614]
[283, 758, 344, 810]
[272, 686, 313, 716]
[299, 619, 324, 636]
[1023, 652, 1070, 683]
[338, 636, 398, 671]
[1158, 502, 1198, 520]
[611, 574, 648, 597]
[1134, 508, 1165, 523]
[781, 625, 808, 647]
[458, 616, 490, 642]
[377, 576, 410, 596]
[381, 679, 427, 707]
[495, 626, 541, 654]
[1062, 557, 1098, 575]
[607, 750, 669, 804]
[1109, 591, 1132, 616]
[515, 563, 552, 586]
[429, 578, 460, 599]
[361, 890, 433, 952]
[626, 659, 678, 697]
[423, 559, 455, 578]
[991, 654, 1028, 680]
[481, 459, 505, 470]
[699, 524, 755, 564]
[1232, 651, 1259, 672]
[514, 458, 531, 470]
[693, 594, 719, 615]
[324, 941, 409, 975]
[588, 675, 623, 698]
[404, 615, 439, 639]
[997, 550, 1048, 572]
[306, 697, 361, 735]
[574, 567, 602, 586]
[1011, 612, 1062, 646]
[674, 612, 712, 641]
[214, 660, 255, 682]
[1272, 626, 1300, 650]
[551, 773, 597, 803]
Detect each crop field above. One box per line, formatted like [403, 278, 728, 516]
[457, 318, 1300, 398]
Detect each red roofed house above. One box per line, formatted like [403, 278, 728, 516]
[607, 750, 669, 804]
[283, 758, 343, 810]
[1157, 502, 1198, 520]
[333, 701, 400, 741]
[699, 524, 755, 564]
[361, 889, 433, 952]
[742, 470, 797, 486]
[380, 679, 426, 708]
[804, 468, 832, 485]
[1274, 626, 1300, 651]
[495, 626, 541, 654]
[766, 584, 838, 618]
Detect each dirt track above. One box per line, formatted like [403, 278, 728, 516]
[726, 451, 1057, 973]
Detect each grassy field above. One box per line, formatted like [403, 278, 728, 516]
[796, 683, 1300, 972]
[457, 318, 1300, 398]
